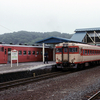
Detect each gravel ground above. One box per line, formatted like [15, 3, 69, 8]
[0, 66, 100, 100]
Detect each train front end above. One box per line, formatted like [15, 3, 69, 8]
[56, 43, 69, 69]
[55, 43, 79, 69]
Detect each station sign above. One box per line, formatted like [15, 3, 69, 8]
[11, 49, 18, 67]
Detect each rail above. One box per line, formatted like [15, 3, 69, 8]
[88, 91, 100, 100]
[0, 71, 71, 91]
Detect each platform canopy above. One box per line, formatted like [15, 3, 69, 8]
[36, 36, 77, 44]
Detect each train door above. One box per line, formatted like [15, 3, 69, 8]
[4, 48, 7, 63]
[62, 47, 69, 62]
[80, 48, 83, 62]
[8, 48, 11, 63]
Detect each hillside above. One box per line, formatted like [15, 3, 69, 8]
[0, 31, 73, 45]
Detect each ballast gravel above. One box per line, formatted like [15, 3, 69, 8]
[0, 66, 100, 100]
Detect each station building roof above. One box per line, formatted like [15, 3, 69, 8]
[71, 27, 100, 42]
[75, 27, 100, 32]
[36, 27, 100, 44]
[71, 32, 86, 42]
[36, 36, 72, 44]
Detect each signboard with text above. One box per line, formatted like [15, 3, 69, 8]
[11, 49, 18, 67]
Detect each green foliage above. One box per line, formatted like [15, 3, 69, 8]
[0, 31, 73, 45]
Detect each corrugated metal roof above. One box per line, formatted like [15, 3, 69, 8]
[75, 27, 100, 32]
[71, 32, 86, 42]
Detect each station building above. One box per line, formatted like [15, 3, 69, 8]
[36, 27, 100, 61]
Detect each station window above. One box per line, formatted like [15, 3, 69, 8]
[28, 51, 31, 55]
[19, 50, 22, 55]
[37, 51, 39, 55]
[32, 51, 35, 55]
[23, 51, 27, 55]
[69, 48, 77, 53]
[64, 48, 67, 52]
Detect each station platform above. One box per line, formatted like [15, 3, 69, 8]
[0, 61, 56, 74]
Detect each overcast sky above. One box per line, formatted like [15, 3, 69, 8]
[0, 0, 100, 34]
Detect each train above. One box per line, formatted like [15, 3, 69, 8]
[0, 44, 53, 64]
[55, 42, 100, 69]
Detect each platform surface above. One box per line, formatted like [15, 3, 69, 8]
[0, 61, 56, 74]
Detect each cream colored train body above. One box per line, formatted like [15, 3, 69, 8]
[55, 42, 100, 69]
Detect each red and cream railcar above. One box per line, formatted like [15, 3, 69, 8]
[55, 42, 100, 69]
[0, 44, 53, 64]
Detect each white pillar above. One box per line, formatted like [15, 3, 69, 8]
[43, 43, 45, 62]
[53, 44, 55, 61]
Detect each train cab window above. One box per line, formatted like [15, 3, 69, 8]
[28, 51, 31, 55]
[56, 48, 62, 53]
[32, 51, 35, 55]
[19, 50, 22, 55]
[69, 48, 77, 53]
[37, 51, 39, 55]
[64, 48, 67, 52]
[23, 51, 27, 55]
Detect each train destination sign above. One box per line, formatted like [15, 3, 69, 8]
[11, 49, 18, 67]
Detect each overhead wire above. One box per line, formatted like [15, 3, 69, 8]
[0, 24, 13, 32]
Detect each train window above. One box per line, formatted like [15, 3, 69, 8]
[19, 50, 22, 55]
[41, 51, 42, 55]
[95, 51, 96, 54]
[56, 48, 62, 53]
[32, 51, 35, 55]
[90, 50, 92, 54]
[23, 51, 27, 55]
[83, 50, 84, 55]
[85, 50, 87, 55]
[0, 47, 4, 52]
[37, 51, 39, 55]
[64, 48, 67, 52]
[28, 51, 31, 55]
[5, 49, 6, 54]
[88, 50, 89, 55]
[69, 48, 77, 52]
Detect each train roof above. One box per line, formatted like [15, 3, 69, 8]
[56, 42, 100, 49]
[0, 44, 51, 48]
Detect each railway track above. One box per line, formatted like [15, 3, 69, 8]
[0, 71, 71, 91]
[88, 91, 100, 100]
